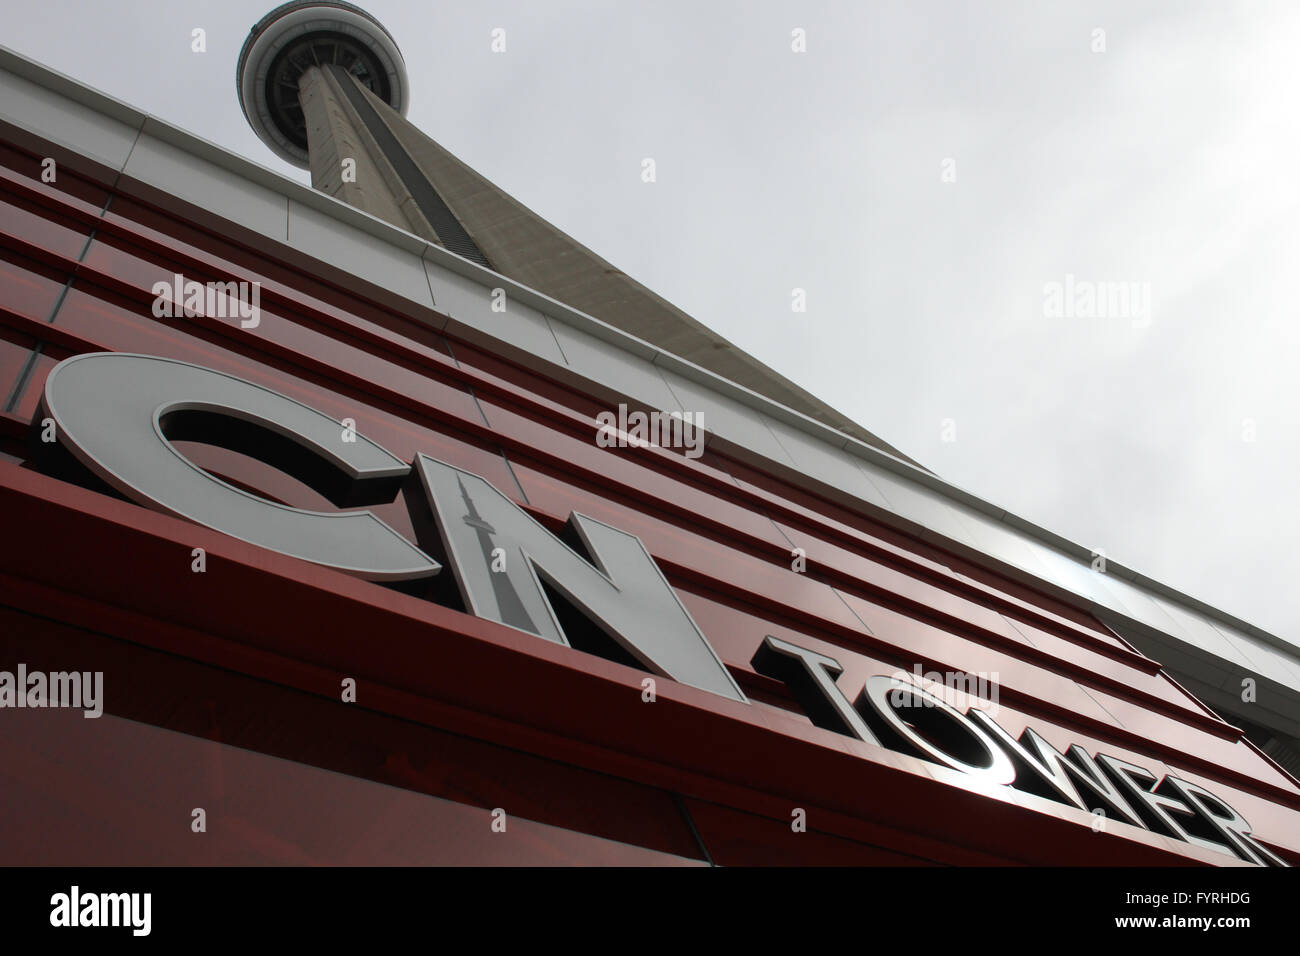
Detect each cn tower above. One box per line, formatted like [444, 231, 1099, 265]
[234, 1, 916, 461]
[236, 0, 409, 171]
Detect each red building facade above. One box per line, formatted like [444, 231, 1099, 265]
[1, 50, 1298, 867]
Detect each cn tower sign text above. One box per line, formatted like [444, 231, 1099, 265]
[35, 352, 1287, 866]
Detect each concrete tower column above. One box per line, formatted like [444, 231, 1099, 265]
[236, 1, 921, 464]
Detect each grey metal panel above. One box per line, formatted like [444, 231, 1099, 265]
[286, 200, 432, 309]
[1093, 571, 1195, 641]
[1261, 735, 1300, 779]
[998, 512, 1085, 563]
[549, 320, 682, 415]
[764, 415, 894, 507]
[845, 436, 1011, 521]
[1103, 622, 1234, 688]
[1100, 617, 1300, 743]
[1152, 598, 1261, 673]
[1174, 673, 1300, 741]
[123, 125, 289, 241]
[658, 368, 795, 466]
[0, 61, 142, 176]
[956, 509, 1054, 577]
[1097, 572, 1266, 680]
[1014, 535, 1126, 609]
[424, 257, 566, 366]
[1213, 621, 1300, 692]
[421, 258, 483, 327]
[856, 458, 981, 547]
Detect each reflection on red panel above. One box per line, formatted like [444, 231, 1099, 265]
[683, 798, 934, 866]
[1000, 614, 1208, 717]
[0, 142, 111, 212]
[51, 280, 487, 438]
[479, 397, 792, 552]
[729, 455, 1120, 642]
[1084, 686, 1298, 792]
[0, 248, 67, 321]
[773, 516, 1047, 645]
[0, 325, 35, 405]
[449, 339, 608, 420]
[78, 242, 465, 406]
[0, 708, 700, 866]
[0, 189, 90, 260]
[0, 606, 707, 863]
[100, 196, 454, 361]
[80, 233, 192, 293]
[10, 345, 66, 421]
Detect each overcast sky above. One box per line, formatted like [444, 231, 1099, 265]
[7, 0, 1297, 645]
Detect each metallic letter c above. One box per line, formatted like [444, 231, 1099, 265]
[41, 352, 438, 581]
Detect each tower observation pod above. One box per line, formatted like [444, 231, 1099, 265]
[236, 0, 409, 169]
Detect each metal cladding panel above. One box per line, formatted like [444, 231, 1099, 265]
[124, 125, 291, 244]
[0, 58, 142, 178]
[0, 94, 1297, 867]
[547, 318, 682, 415]
[423, 255, 568, 367]
[286, 199, 432, 309]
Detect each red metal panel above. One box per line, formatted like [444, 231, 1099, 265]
[0, 248, 67, 322]
[0, 606, 705, 864]
[1, 136, 1297, 866]
[0, 461, 1271, 866]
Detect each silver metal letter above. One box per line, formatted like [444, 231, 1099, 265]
[1094, 754, 1208, 845]
[751, 636, 881, 744]
[969, 711, 1143, 827]
[857, 675, 1016, 785]
[1158, 776, 1289, 867]
[42, 352, 437, 581]
[407, 454, 745, 702]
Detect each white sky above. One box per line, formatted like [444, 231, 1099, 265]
[7, 0, 1298, 645]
